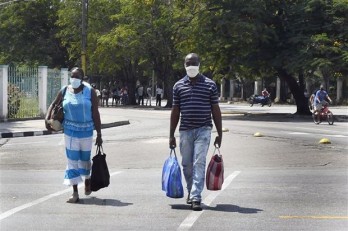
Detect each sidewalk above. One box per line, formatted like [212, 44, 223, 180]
[0, 107, 130, 138]
[0, 103, 347, 139]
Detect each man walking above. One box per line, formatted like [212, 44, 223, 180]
[169, 53, 222, 211]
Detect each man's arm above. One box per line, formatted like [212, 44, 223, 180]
[169, 105, 180, 148]
[326, 94, 332, 103]
[212, 104, 222, 148]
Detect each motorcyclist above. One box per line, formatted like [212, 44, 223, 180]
[261, 88, 270, 98]
[313, 85, 332, 119]
[261, 88, 270, 104]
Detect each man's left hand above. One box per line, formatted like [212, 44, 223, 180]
[214, 136, 221, 148]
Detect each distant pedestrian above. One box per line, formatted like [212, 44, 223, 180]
[45, 67, 103, 203]
[156, 85, 163, 106]
[121, 86, 128, 105]
[137, 84, 144, 105]
[146, 86, 152, 106]
[102, 87, 109, 107]
[112, 87, 120, 106]
[169, 53, 222, 211]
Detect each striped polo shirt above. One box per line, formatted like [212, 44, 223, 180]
[173, 74, 219, 131]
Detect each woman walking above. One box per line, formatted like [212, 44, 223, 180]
[46, 67, 103, 203]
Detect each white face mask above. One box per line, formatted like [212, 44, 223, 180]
[185, 65, 200, 78]
[70, 78, 81, 89]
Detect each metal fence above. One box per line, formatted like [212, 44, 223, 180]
[8, 65, 39, 119]
[47, 69, 62, 109]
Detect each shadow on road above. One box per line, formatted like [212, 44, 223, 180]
[205, 204, 263, 214]
[78, 197, 133, 207]
[170, 204, 192, 210]
[170, 204, 263, 214]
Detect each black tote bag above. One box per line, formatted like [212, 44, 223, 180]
[91, 145, 110, 192]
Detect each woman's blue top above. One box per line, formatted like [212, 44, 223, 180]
[62, 82, 94, 131]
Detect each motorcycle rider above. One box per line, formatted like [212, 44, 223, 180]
[261, 88, 270, 98]
[313, 85, 332, 120]
[261, 88, 270, 104]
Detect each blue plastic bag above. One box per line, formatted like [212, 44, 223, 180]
[161, 149, 184, 198]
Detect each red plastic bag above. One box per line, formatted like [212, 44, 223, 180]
[206, 147, 224, 190]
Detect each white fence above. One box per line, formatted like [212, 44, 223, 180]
[0, 65, 69, 121]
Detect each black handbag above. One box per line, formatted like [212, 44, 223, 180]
[91, 145, 110, 192]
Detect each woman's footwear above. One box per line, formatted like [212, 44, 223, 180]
[66, 192, 79, 203]
[85, 179, 92, 196]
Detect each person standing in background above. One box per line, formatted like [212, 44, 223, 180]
[45, 67, 103, 203]
[156, 85, 163, 106]
[102, 87, 109, 107]
[137, 83, 144, 105]
[146, 86, 152, 106]
[169, 53, 222, 211]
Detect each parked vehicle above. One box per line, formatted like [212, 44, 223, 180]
[249, 94, 272, 107]
[312, 101, 334, 125]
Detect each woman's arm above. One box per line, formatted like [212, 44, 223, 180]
[91, 89, 103, 146]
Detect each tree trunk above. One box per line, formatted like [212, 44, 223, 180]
[277, 69, 312, 115]
[122, 60, 138, 105]
[154, 59, 174, 108]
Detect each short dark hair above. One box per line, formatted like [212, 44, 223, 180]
[71, 67, 84, 79]
[184, 53, 200, 66]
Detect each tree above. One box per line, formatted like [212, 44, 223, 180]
[0, 0, 68, 67]
[189, 0, 348, 114]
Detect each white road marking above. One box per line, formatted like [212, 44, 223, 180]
[287, 132, 347, 138]
[143, 138, 168, 144]
[327, 135, 348, 138]
[288, 132, 310, 135]
[4, 141, 46, 146]
[177, 171, 241, 231]
[0, 171, 122, 221]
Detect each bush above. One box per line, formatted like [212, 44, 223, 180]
[7, 83, 23, 117]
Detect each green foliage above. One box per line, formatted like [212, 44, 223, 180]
[7, 83, 23, 117]
[0, 0, 67, 67]
[1, 0, 347, 107]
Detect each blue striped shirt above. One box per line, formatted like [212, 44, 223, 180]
[173, 74, 219, 131]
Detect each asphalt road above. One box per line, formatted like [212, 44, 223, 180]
[0, 107, 347, 230]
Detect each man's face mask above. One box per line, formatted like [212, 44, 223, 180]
[70, 77, 81, 89]
[185, 65, 200, 78]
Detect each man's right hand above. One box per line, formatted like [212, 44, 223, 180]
[169, 137, 176, 149]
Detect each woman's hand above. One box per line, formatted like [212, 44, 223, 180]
[95, 134, 103, 146]
[45, 120, 54, 131]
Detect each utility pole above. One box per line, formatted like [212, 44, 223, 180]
[81, 0, 88, 75]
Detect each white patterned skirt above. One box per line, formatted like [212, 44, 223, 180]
[63, 129, 93, 186]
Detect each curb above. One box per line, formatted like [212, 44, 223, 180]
[0, 120, 130, 139]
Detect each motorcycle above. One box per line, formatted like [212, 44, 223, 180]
[249, 94, 272, 107]
[312, 101, 334, 125]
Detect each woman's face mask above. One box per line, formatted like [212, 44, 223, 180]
[185, 65, 200, 78]
[70, 77, 82, 89]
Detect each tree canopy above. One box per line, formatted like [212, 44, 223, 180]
[0, 0, 347, 112]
